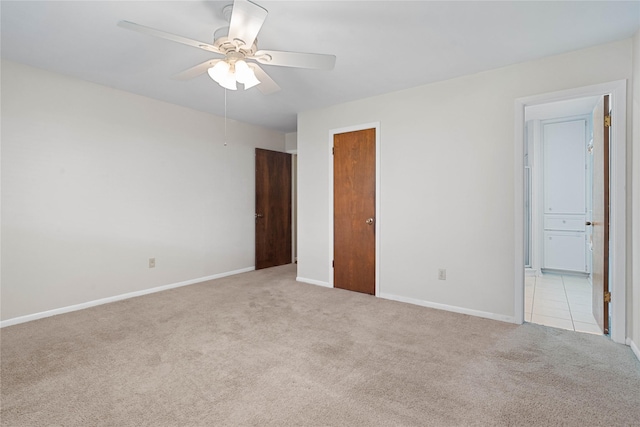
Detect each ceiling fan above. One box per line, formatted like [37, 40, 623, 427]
[118, 0, 336, 94]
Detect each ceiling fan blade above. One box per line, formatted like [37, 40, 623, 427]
[227, 0, 268, 50]
[250, 64, 280, 95]
[118, 20, 222, 54]
[173, 59, 222, 80]
[252, 50, 336, 70]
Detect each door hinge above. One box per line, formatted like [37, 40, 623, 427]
[604, 115, 611, 127]
[332, 260, 334, 268]
[604, 291, 611, 303]
[332, 147, 334, 155]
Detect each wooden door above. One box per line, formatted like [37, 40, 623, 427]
[255, 148, 292, 270]
[591, 95, 610, 334]
[333, 128, 376, 294]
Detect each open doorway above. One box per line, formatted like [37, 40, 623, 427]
[514, 80, 626, 343]
[523, 96, 600, 333]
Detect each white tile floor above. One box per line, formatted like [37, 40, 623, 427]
[525, 273, 602, 335]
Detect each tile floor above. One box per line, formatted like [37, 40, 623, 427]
[525, 273, 602, 335]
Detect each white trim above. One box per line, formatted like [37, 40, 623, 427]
[608, 84, 627, 345]
[515, 104, 526, 325]
[514, 80, 627, 344]
[328, 122, 381, 295]
[379, 292, 516, 324]
[531, 119, 543, 275]
[627, 338, 640, 362]
[291, 153, 297, 264]
[296, 277, 331, 288]
[0, 267, 255, 328]
[525, 268, 538, 277]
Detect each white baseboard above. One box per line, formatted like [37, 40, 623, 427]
[378, 292, 516, 324]
[296, 277, 331, 288]
[627, 338, 640, 362]
[294, 280, 515, 324]
[0, 266, 255, 328]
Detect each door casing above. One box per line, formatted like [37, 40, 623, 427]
[328, 122, 381, 295]
[514, 81, 627, 344]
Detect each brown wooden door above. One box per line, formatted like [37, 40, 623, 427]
[255, 148, 292, 270]
[591, 95, 610, 334]
[333, 128, 376, 294]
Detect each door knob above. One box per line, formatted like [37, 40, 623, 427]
[365, 218, 374, 225]
[586, 221, 593, 226]
[255, 213, 264, 219]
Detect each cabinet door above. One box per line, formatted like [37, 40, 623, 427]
[543, 120, 586, 214]
[543, 232, 586, 272]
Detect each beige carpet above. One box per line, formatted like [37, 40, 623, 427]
[1, 264, 639, 426]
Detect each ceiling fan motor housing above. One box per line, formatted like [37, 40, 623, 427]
[213, 26, 257, 60]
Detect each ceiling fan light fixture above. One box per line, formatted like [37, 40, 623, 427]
[242, 73, 261, 90]
[208, 60, 230, 81]
[219, 73, 238, 90]
[234, 60, 261, 89]
[208, 59, 259, 91]
[208, 60, 237, 90]
[233, 60, 251, 82]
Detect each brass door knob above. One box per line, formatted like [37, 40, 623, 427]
[366, 218, 374, 225]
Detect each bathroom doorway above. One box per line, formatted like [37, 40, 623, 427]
[515, 81, 627, 344]
[523, 96, 601, 334]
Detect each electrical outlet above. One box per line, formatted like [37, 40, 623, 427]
[149, 258, 155, 268]
[438, 269, 446, 280]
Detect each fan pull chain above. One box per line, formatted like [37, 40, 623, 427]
[224, 88, 228, 146]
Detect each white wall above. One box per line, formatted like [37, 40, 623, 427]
[298, 39, 633, 322]
[1, 60, 285, 321]
[632, 30, 640, 354]
[285, 132, 298, 153]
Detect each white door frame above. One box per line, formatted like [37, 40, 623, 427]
[514, 80, 627, 344]
[328, 122, 381, 295]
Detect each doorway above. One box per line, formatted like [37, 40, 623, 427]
[514, 81, 627, 344]
[255, 148, 292, 270]
[523, 97, 599, 333]
[328, 123, 381, 295]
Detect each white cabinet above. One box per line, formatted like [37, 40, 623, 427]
[543, 215, 585, 232]
[543, 230, 587, 272]
[543, 120, 586, 214]
[541, 119, 588, 273]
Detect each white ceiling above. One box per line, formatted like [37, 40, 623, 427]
[2, 1, 639, 133]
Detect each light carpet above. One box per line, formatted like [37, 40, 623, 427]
[2, 264, 639, 426]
